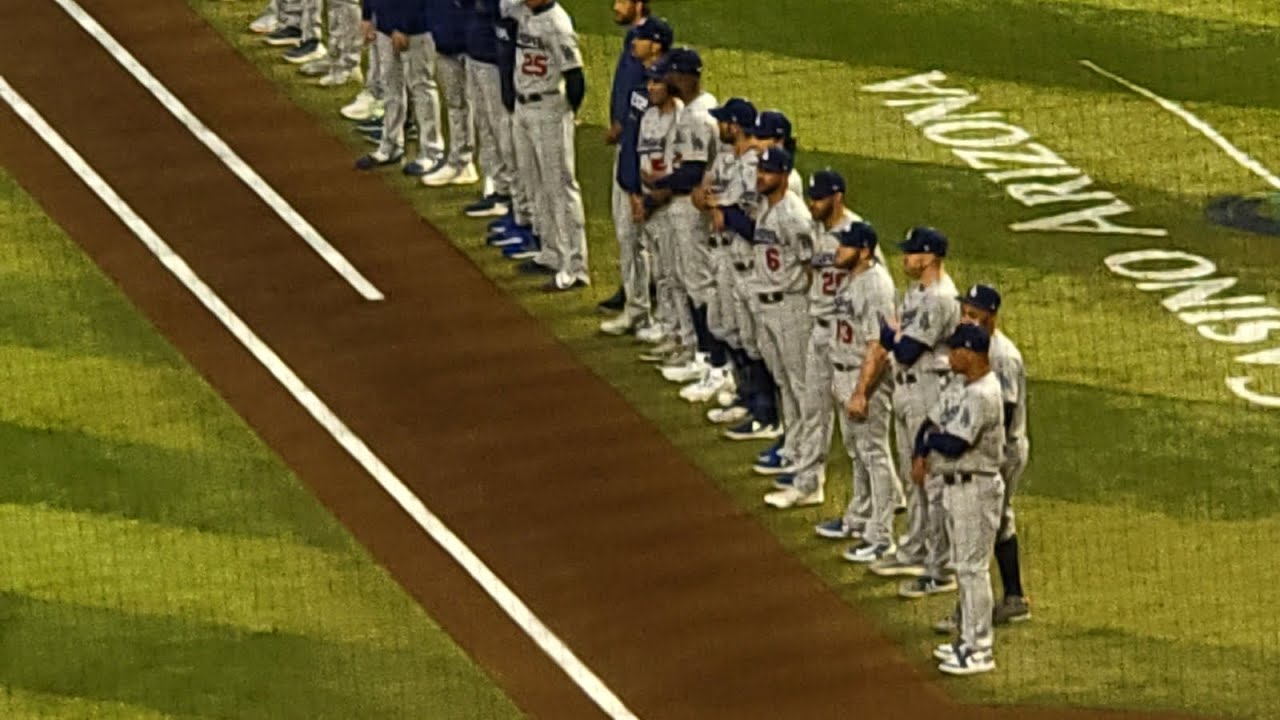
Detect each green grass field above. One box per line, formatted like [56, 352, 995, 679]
[0, 172, 522, 717]
[191, 1, 1280, 717]
[6, 0, 1274, 717]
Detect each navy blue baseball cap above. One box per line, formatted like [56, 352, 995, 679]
[947, 323, 991, 353]
[645, 54, 672, 80]
[746, 110, 792, 140]
[710, 97, 757, 126]
[806, 169, 846, 200]
[837, 221, 878, 249]
[898, 226, 948, 257]
[757, 146, 794, 174]
[959, 284, 1001, 313]
[634, 17, 674, 50]
[663, 46, 702, 75]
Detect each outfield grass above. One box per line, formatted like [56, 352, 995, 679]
[195, 1, 1280, 717]
[0, 173, 522, 718]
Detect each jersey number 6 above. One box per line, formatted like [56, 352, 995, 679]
[521, 54, 549, 77]
[765, 246, 781, 272]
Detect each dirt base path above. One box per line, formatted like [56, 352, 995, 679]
[0, 2, 1200, 719]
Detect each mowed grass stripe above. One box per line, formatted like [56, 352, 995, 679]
[0, 687, 190, 720]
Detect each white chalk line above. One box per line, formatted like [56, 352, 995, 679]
[50, 0, 385, 301]
[1080, 59, 1280, 191]
[0, 76, 638, 720]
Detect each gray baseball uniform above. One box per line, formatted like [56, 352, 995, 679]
[505, 0, 588, 279]
[611, 83, 654, 324]
[931, 371, 1006, 655]
[705, 146, 744, 349]
[325, 0, 362, 73]
[670, 92, 720, 308]
[829, 260, 901, 546]
[639, 99, 683, 339]
[437, 52, 477, 170]
[467, 57, 516, 197]
[728, 148, 762, 359]
[891, 273, 961, 577]
[375, 31, 446, 165]
[791, 209, 860, 493]
[990, 330, 1029, 541]
[751, 191, 815, 454]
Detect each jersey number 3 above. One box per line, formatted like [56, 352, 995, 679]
[837, 320, 854, 345]
[521, 54, 549, 77]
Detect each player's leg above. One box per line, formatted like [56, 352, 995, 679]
[528, 103, 587, 282]
[878, 398, 927, 572]
[775, 296, 811, 465]
[368, 32, 405, 162]
[404, 33, 445, 168]
[994, 437, 1030, 622]
[941, 475, 1003, 671]
[511, 105, 552, 260]
[319, 0, 362, 85]
[785, 325, 833, 493]
[467, 59, 505, 202]
[854, 381, 898, 553]
[606, 176, 649, 328]
[425, 52, 477, 183]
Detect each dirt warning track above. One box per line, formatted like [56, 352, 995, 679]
[0, 1, 1202, 718]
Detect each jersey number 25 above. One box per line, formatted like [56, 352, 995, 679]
[521, 54, 549, 77]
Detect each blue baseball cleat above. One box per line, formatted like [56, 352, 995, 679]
[771, 473, 795, 490]
[504, 236, 542, 260]
[752, 450, 794, 476]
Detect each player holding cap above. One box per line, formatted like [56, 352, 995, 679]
[919, 323, 1006, 676]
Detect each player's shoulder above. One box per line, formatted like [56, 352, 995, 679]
[545, 4, 576, 31]
[971, 371, 1005, 405]
[991, 331, 1025, 367]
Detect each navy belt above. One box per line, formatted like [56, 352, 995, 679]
[833, 361, 858, 372]
[517, 89, 558, 104]
[896, 372, 918, 385]
[814, 317, 831, 329]
[733, 261, 753, 272]
[757, 292, 784, 304]
[942, 472, 996, 485]
[707, 236, 733, 248]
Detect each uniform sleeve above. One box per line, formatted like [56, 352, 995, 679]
[788, 207, 815, 262]
[995, 355, 1023, 407]
[900, 290, 953, 347]
[678, 115, 717, 165]
[858, 279, 896, 347]
[499, 0, 522, 18]
[554, 17, 583, 72]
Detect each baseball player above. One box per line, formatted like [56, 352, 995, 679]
[599, 10, 673, 336]
[649, 49, 722, 388]
[865, 227, 960, 601]
[283, 0, 328, 64]
[597, 0, 652, 317]
[919, 323, 1006, 676]
[763, 170, 873, 504]
[355, 0, 447, 172]
[720, 146, 816, 485]
[295, 0, 365, 86]
[421, 0, 480, 185]
[959, 284, 1031, 625]
[461, 0, 519, 217]
[503, 0, 590, 292]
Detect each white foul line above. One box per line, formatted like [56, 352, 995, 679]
[48, 0, 385, 301]
[0, 76, 638, 720]
[1081, 59, 1280, 191]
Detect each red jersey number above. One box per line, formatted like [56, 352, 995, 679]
[765, 247, 781, 272]
[821, 271, 842, 295]
[649, 156, 667, 174]
[521, 54, 549, 77]
[837, 320, 855, 345]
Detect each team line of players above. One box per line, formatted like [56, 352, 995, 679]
[594, 8, 1034, 678]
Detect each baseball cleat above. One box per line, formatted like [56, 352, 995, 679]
[706, 405, 750, 424]
[869, 557, 926, 578]
[752, 451, 794, 476]
[543, 272, 589, 292]
[715, 387, 738, 408]
[764, 486, 824, 509]
[993, 595, 1032, 625]
[756, 438, 784, 462]
[403, 158, 445, 177]
[317, 67, 363, 87]
[353, 149, 404, 170]
[248, 12, 280, 34]
[502, 237, 542, 260]
[938, 647, 996, 676]
[422, 162, 472, 187]
[340, 91, 382, 121]
[771, 473, 795, 491]
[843, 541, 894, 564]
[723, 420, 784, 441]
[465, 195, 511, 218]
[933, 640, 961, 661]
[298, 58, 331, 77]
[599, 314, 637, 336]
[898, 575, 958, 599]
[679, 367, 729, 403]
[660, 357, 706, 384]
[283, 40, 327, 64]
[596, 287, 626, 313]
[263, 26, 303, 47]
[814, 518, 857, 540]
[638, 339, 679, 363]
[515, 259, 555, 276]
[634, 324, 666, 344]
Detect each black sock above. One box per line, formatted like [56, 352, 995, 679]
[994, 535, 1023, 598]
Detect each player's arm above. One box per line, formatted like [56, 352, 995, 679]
[719, 205, 756, 239]
[556, 26, 586, 112]
[849, 295, 895, 417]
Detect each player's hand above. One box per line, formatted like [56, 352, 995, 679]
[361, 20, 375, 44]
[710, 207, 725, 232]
[911, 456, 927, 486]
[846, 392, 868, 420]
[690, 186, 706, 210]
[391, 31, 409, 52]
[605, 122, 622, 145]
[630, 194, 646, 223]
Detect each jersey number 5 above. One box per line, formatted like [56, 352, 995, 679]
[765, 246, 781, 272]
[837, 320, 854, 345]
[521, 54, 549, 77]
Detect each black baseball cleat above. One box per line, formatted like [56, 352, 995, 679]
[596, 286, 625, 314]
[516, 259, 555, 276]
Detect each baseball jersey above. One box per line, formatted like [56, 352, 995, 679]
[503, 0, 582, 95]
[896, 274, 961, 375]
[927, 372, 1006, 475]
[671, 92, 719, 182]
[638, 100, 682, 179]
[989, 330, 1028, 443]
[832, 260, 897, 367]
[751, 192, 815, 294]
[808, 209, 863, 318]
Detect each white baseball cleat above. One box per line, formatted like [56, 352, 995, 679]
[706, 405, 749, 424]
[933, 641, 960, 661]
[634, 324, 666, 344]
[937, 646, 996, 676]
[421, 163, 473, 187]
[764, 486, 824, 509]
[317, 67, 363, 87]
[842, 541, 895, 564]
[249, 12, 280, 34]
[340, 91, 381, 121]
[679, 367, 729, 403]
[599, 314, 636, 336]
[661, 361, 706, 384]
